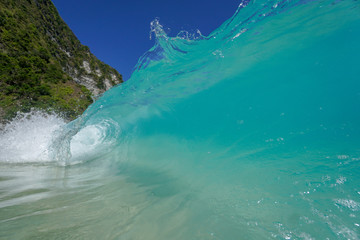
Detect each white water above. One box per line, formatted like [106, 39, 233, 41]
[0, 111, 66, 163]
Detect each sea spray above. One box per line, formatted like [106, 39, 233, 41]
[0, 110, 66, 163]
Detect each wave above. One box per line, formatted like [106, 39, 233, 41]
[1, 0, 359, 165]
[1, 0, 360, 237]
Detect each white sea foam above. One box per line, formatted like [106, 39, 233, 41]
[0, 110, 122, 165]
[0, 111, 66, 163]
[334, 199, 360, 211]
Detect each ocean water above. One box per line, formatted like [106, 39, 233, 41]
[1, 0, 360, 239]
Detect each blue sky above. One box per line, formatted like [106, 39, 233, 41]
[52, 0, 240, 80]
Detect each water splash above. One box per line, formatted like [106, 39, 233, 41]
[0, 111, 66, 163]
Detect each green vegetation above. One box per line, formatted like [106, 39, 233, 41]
[0, 0, 123, 121]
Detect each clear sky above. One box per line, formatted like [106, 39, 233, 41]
[52, 0, 240, 80]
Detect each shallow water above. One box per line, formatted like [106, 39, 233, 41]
[1, 0, 360, 239]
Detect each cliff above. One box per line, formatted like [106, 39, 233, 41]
[0, 0, 123, 121]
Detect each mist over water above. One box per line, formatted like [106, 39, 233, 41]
[1, 0, 360, 239]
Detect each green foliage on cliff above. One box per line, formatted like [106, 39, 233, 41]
[0, 0, 123, 121]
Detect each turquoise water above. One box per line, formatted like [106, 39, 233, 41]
[1, 0, 360, 239]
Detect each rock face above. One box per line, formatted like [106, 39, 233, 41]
[71, 61, 122, 96]
[0, 0, 123, 121]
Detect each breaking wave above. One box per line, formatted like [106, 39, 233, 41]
[1, 0, 360, 238]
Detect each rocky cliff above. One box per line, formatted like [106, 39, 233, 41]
[0, 0, 123, 121]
